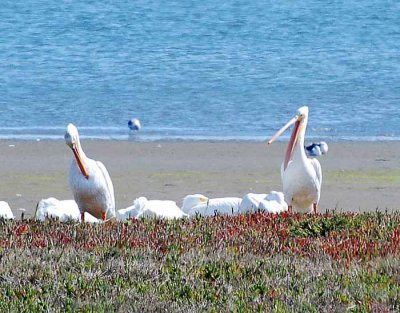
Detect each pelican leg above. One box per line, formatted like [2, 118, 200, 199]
[81, 212, 85, 223]
[101, 212, 106, 221]
[288, 205, 293, 213]
[313, 203, 318, 214]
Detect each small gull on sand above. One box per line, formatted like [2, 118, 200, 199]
[305, 141, 328, 157]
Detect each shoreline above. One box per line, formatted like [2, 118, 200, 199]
[2, 136, 400, 143]
[1, 140, 399, 219]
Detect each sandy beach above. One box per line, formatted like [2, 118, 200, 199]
[1, 140, 399, 219]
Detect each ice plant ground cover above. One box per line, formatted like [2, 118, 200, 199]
[0, 211, 399, 312]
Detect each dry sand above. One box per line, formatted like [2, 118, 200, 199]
[1, 140, 399, 219]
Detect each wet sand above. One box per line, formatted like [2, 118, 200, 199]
[1, 140, 399, 219]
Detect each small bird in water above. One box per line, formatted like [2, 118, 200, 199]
[304, 141, 328, 157]
[128, 118, 141, 131]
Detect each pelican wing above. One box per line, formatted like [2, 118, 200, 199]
[96, 161, 116, 215]
[309, 158, 322, 187]
[280, 160, 293, 181]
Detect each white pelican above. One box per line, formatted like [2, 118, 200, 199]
[0, 201, 14, 219]
[65, 123, 116, 222]
[35, 197, 100, 223]
[117, 197, 187, 220]
[259, 191, 288, 213]
[305, 141, 328, 157]
[268, 106, 322, 214]
[128, 118, 141, 131]
[239, 193, 267, 212]
[181, 194, 242, 217]
[240, 191, 288, 214]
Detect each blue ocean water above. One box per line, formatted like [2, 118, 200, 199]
[0, 0, 399, 141]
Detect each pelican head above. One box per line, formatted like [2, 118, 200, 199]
[64, 123, 80, 148]
[65, 123, 89, 179]
[268, 106, 309, 170]
[181, 194, 208, 213]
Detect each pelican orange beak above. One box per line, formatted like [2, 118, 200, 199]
[72, 145, 89, 179]
[268, 115, 303, 170]
[268, 116, 298, 145]
[283, 119, 301, 170]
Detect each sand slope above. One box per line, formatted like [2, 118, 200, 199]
[0, 140, 399, 218]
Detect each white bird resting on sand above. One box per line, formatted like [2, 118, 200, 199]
[35, 197, 100, 223]
[268, 106, 322, 214]
[0, 201, 14, 219]
[117, 197, 188, 220]
[65, 123, 116, 222]
[181, 194, 242, 217]
[128, 118, 141, 131]
[240, 191, 288, 214]
[305, 141, 328, 157]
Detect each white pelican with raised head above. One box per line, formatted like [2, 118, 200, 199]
[65, 123, 116, 222]
[268, 106, 321, 214]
